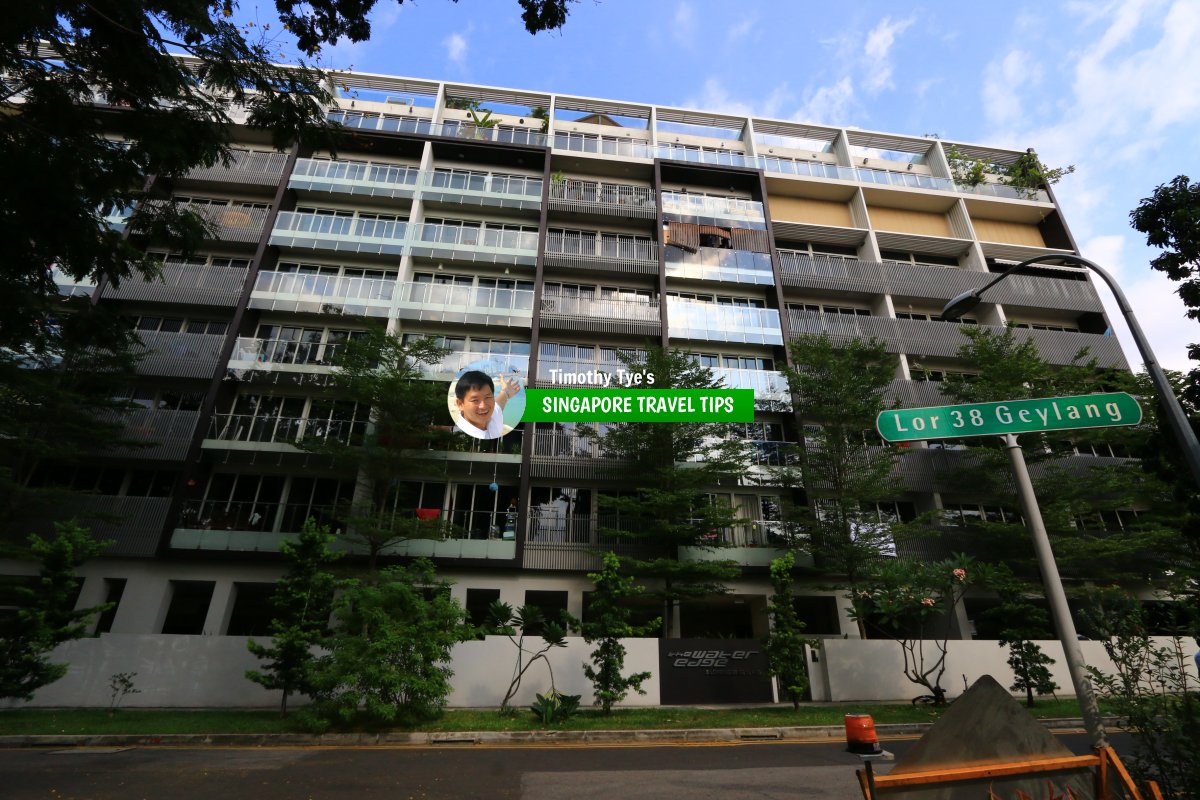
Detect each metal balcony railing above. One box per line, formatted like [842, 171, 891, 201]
[543, 230, 659, 273]
[185, 149, 288, 185]
[98, 407, 201, 461]
[230, 336, 350, 368]
[134, 331, 226, 379]
[103, 258, 249, 306]
[548, 178, 656, 217]
[538, 294, 661, 335]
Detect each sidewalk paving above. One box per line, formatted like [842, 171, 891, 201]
[0, 716, 1107, 749]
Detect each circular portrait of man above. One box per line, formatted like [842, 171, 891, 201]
[447, 364, 525, 440]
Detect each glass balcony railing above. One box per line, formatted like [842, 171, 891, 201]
[664, 246, 774, 285]
[230, 336, 351, 368]
[534, 353, 643, 383]
[270, 211, 408, 254]
[660, 191, 765, 222]
[712, 366, 790, 403]
[855, 167, 955, 192]
[553, 133, 655, 159]
[250, 270, 395, 316]
[289, 158, 420, 197]
[422, 171, 542, 201]
[757, 157, 858, 181]
[207, 413, 367, 447]
[415, 222, 539, 254]
[956, 182, 1051, 202]
[425, 349, 531, 378]
[396, 281, 535, 318]
[667, 299, 783, 346]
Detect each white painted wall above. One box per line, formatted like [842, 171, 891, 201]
[808, 637, 1197, 702]
[5, 634, 662, 709]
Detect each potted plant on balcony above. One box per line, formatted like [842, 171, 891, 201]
[1002, 149, 1074, 200]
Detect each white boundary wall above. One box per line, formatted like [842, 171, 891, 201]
[6, 634, 662, 709]
[8, 634, 1196, 708]
[807, 637, 1196, 702]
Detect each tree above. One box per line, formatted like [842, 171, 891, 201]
[770, 334, 901, 637]
[307, 328, 452, 572]
[978, 564, 1058, 708]
[0, 306, 143, 546]
[588, 346, 748, 638]
[1, 0, 574, 355]
[851, 557, 973, 705]
[1130, 175, 1200, 318]
[306, 559, 472, 727]
[0, 522, 111, 700]
[570, 552, 660, 714]
[246, 518, 343, 717]
[765, 552, 818, 710]
[488, 600, 570, 715]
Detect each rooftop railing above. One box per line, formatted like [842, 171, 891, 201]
[552, 132, 655, 159]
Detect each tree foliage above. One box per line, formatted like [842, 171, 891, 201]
[851, 557, 973, 704]
[771, 334, 901, 624]
[488, 600, 569, 715]
[0, 522, 111, 700]
[978, 564, 1058, 707]
[307, 328, 451, 571]
[588, 346, 747, 638]
[0, 306, 143, 546]
[1, 0, 573, 355]
[305, 559, 471, 727]
[1130, 175, 1200, 318]
[765, 552, 817, 710]
[246, 518, 343, 717]
[570, 552, 659, 714]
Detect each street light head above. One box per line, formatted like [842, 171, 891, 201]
[940, 290, 982, 321]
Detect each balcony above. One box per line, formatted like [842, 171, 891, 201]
[423, 350, 531, 381]
[181, 203, 269, 244]
[100, 407, 201, 461]
[784, 310, 1127, 368]
[656, 144, 755, 169]
[552, 132, 654, 160]
[328, 111, 547, 149]
[184, 149, 289, 186]
[538, 294, 661, 336]
[521, 514, 653, 571]
[289, 158, 420, 200]
[204, 413, 367, 449]
[759, 156, 857, 181]
[712, 366, 790, 409]
[533, 354, 638, 387]
[667, 299, 783, 346]
[170, 504, 516, 560]
[270, 211, 408, 256]
[660, 191, 765, 225]
[228, 336, 348, 377]
[393, 281, 534, 328]
[249, 270, 395, 318]
[548, 178, 656, 219]
[543, 230, 659, 274]
[776, 252, 1105, 314]
[103, 257, 249, 307]
[64, 495, 171, 558]
[958, 182, 1051, 203]
[420, 170, 543, 212]
[855, 167, 955, 192]
[529, 429, 625, 480]
[409, 222, 539, 266]
[664, 246, 775, 286]
[134, 331, 226, 379]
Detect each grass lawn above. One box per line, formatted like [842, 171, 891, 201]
[0, 699, 1107, 736]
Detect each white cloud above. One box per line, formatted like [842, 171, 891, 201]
[861, 16, 915, 93]
[672, 2, 697, 47]
[684, 79, 792, 119]
[728, 16, 756, 42]
[794, 77, 855, 127]
[443, 32, 468, 66]
[981, 49, 1042, 129]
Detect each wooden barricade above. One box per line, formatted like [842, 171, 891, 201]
[856, 746, 1162, 800]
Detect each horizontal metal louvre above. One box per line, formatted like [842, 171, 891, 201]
[103, 261, 248, 307]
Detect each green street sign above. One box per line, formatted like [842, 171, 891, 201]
[875, 392, 1142, 443]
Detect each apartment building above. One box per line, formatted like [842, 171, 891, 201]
[33, 72, 1128, 645]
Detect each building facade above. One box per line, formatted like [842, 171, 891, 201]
[28, 72, 1129, 646]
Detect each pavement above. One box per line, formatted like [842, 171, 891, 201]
[0, 715, 1107, 749]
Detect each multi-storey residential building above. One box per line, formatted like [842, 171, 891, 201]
[23, 72, 1128, 650]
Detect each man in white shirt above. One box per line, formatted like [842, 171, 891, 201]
[453, 370, 520, 439]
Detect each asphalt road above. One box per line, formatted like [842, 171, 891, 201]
[0, 732, 1128, 800]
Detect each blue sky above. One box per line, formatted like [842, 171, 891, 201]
[245, 0, 1200, 373]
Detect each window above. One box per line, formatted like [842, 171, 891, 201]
[788, 302, 870, 316]
[132, 315, 227, 335]
[226, 583, 278, 636]
[465, 588, 501, 634]
[1010, 322, 1081, 333]
[523, 590, 569, 635]
[161, 581, 215, 634]
[93, 579, 126, 634]
[881, 250, 961, 269]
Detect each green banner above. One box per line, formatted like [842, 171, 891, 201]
[523, 389, 755, 422]
[876, 392, 1142, 443]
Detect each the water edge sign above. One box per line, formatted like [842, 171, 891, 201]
[876, 392, 1142, 443]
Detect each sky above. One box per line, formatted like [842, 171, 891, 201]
[242, 0, 1200, 373]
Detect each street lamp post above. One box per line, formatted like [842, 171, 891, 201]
[940, 253, 1200, 490]
[939, 252, 1200, 751]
